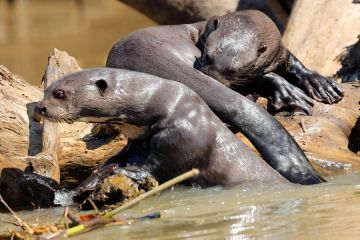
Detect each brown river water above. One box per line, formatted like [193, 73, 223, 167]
[1, 1, 360, 239]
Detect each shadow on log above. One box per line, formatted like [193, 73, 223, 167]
[336, 35, 360, 83]
[0, 50, 127, 210]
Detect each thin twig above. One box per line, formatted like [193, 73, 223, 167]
[65, 168, 200, 237]
[0, 194, 34, 234]
[87, 199, 100, 214]
[105, 168, 199, 218]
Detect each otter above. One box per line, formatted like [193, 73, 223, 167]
[105, 10, 330, 184]
[35, 68, 289, 188]
[195, 11, 343, 112]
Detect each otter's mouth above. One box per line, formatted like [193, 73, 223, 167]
[52, 118, 75, 124]
[41, 116, 76, 124]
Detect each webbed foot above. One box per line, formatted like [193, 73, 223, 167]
[297, 71, 344, 104]
[286, 53, 344, 104]
[74, 164, 152, 195]
[261, 73, 314, 115]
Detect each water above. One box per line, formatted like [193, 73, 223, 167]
[0, 0, 155, 85]
[1, 1, 359, 239]
[1, 174, 360, 239]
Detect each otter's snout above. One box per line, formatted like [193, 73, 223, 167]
[34, 102, 47, 118]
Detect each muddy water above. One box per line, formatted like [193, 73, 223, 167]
[1, 1, 360, 239]
[1, 174, 360, 239]
[0, 0, 155, 85]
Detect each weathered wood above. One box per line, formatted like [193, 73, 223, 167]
[283, 0, 360, 77]
[0, 49, 358, 193]
[238, 82, 360, 176]
[0, 51, 127, 189]
[24, 49, 81, 183]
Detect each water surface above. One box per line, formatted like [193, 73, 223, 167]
[0, 0, 155, 85]
[1, 174, 360, 239]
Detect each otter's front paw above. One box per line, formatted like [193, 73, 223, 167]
[298, 71, 344, 104]
[269, 79, 314, 115]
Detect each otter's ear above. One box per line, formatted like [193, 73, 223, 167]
[213, 18, 219, 29]
[206, 16, 220, 32]
[95, 79, 108, 96]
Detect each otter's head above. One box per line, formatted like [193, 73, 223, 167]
[197, 11, 273, 84]
[35, 68, 125, 124]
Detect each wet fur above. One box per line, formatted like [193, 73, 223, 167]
[36, 68, 287, 186]
[106, 11, 325, 184]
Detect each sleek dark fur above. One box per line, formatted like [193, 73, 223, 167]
[106, 10, 329, 184]
[36, 68, 287, 189]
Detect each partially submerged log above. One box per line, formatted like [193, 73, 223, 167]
[278, 101, 360, 176]
[0, 50, 127, 194]
[0, 49, 358, 208]
[257, 83, 360, 176]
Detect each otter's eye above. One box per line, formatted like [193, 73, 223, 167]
[213, 19, 219, 28]
[258, 45, 267, 54]
[53, 90, 65, 99]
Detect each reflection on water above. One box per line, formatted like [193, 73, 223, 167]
[1, 174, 360, 239]
[0, 0, 155, 85]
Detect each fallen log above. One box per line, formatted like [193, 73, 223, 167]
[0, 49, 127, 195]
[237, 83, 360, 176]
[0, 49, 358, 206]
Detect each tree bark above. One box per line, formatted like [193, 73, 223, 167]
[0, 50, 127, 189]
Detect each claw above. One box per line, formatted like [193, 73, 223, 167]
[299, 71, 344, 104]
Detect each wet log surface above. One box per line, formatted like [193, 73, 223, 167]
[0, 50, 127, 209]
[237, 83, 360, 176]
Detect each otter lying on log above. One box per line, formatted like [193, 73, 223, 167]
[106, 10, 336, 184]
[35, 68, 290, 189]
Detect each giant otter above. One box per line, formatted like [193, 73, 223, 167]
[105, 10, 331, 184]
[35, 68, 288, 188]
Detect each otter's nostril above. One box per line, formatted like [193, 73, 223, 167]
[41, 107, 47, 115]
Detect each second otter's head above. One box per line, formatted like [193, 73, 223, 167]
[197, 11, 282, 85]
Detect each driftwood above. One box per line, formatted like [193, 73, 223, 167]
[0, 49, 127, 191]
[238, 83, 360, 176]
[283, 0, 360, 77]
[264, 1, 360, 175]
[0, 49, 358, 191]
